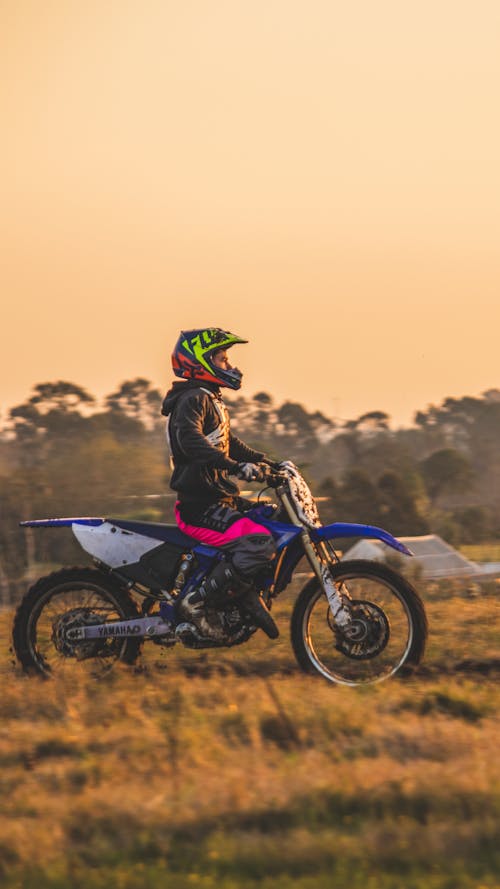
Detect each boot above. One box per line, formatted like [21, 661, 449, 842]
[177, 559, 234, 635]
[242, 588, 279, 639]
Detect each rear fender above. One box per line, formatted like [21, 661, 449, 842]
[20, 518, 104, 528]
[310, 522, 413, 556]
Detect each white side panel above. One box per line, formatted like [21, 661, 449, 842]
[73, 521, 162, 568]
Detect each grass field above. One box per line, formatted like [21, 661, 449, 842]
[0, 576, 499, 889]
[459, 543, 500, 563]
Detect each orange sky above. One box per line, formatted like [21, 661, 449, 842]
[1, 0, 499, 427]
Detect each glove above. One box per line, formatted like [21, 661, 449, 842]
[263, 458, 295, 473]
[262, 457, 283, 471]
[236, 462, 266, 482]
[277, 460, 296, 472]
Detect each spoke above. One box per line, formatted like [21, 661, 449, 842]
[30, 583, 127, 677]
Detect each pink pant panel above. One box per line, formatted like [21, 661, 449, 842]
[174, 504, 271, 547]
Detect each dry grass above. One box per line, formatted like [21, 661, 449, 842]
[0, 580, 499, 888]
[459, 543, 500, 562]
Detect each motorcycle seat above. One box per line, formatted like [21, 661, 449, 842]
[107, 518, 197, 548]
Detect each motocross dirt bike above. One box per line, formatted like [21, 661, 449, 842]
[13, 463, 427, 686]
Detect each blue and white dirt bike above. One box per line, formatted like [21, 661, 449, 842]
[13, 463, 427, 686]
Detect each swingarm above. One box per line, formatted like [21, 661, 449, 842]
[65, 615, 174, 642]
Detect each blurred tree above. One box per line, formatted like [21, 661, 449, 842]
[9, 381, 95, 446]
[105, 378, 162, 430]
[317, 475, 340, 522]
[253, 392, 273, 405]
[356, 410, 390, 431]
[338, 469, 383, 525]
[277, 402, 314, 435]
[483, 388, 500, 403]
[453, 506, 492, 544]
[377, 471, 429, 535]
[420, 448, 474, 505]
[29, 381, 95, 413]
[8, 402, 43, 446]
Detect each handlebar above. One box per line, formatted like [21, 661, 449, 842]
[232, 462, 292, 487]
[261, 467, 288, 488]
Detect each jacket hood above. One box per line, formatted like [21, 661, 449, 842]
[161, 380, 220, 416]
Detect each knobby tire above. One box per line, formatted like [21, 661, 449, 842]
[291, 559, 428, 686]
[12, 567, 142, 676]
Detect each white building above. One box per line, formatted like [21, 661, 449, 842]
[342, 534, 479, 580]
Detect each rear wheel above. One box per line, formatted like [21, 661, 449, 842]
[12, 568, 142, 677]
[291, 559, 427, 686]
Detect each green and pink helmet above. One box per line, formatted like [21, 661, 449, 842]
[172, 328, 247, 390]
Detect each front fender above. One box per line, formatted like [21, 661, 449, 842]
[310, 522, 413, 556]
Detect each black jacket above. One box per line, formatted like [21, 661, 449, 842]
[161, 381, 265, 510]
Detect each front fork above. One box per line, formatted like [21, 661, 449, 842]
[279, 491, 352, 629]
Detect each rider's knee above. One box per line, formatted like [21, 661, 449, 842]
[230, 533, 276, 577]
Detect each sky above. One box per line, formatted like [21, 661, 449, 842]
[1, 0, 499, 428]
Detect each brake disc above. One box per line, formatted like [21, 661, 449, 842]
[329, 600, 390, 660]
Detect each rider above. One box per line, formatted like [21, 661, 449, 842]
[161, 328, 280, 639]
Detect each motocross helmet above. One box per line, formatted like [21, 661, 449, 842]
[172, 328, 247, 390]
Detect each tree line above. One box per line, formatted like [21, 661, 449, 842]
[1, 379, 499, 603]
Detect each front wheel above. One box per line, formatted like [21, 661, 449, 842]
[12, 568, 142, 677]
[291, 559, 427, 686]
